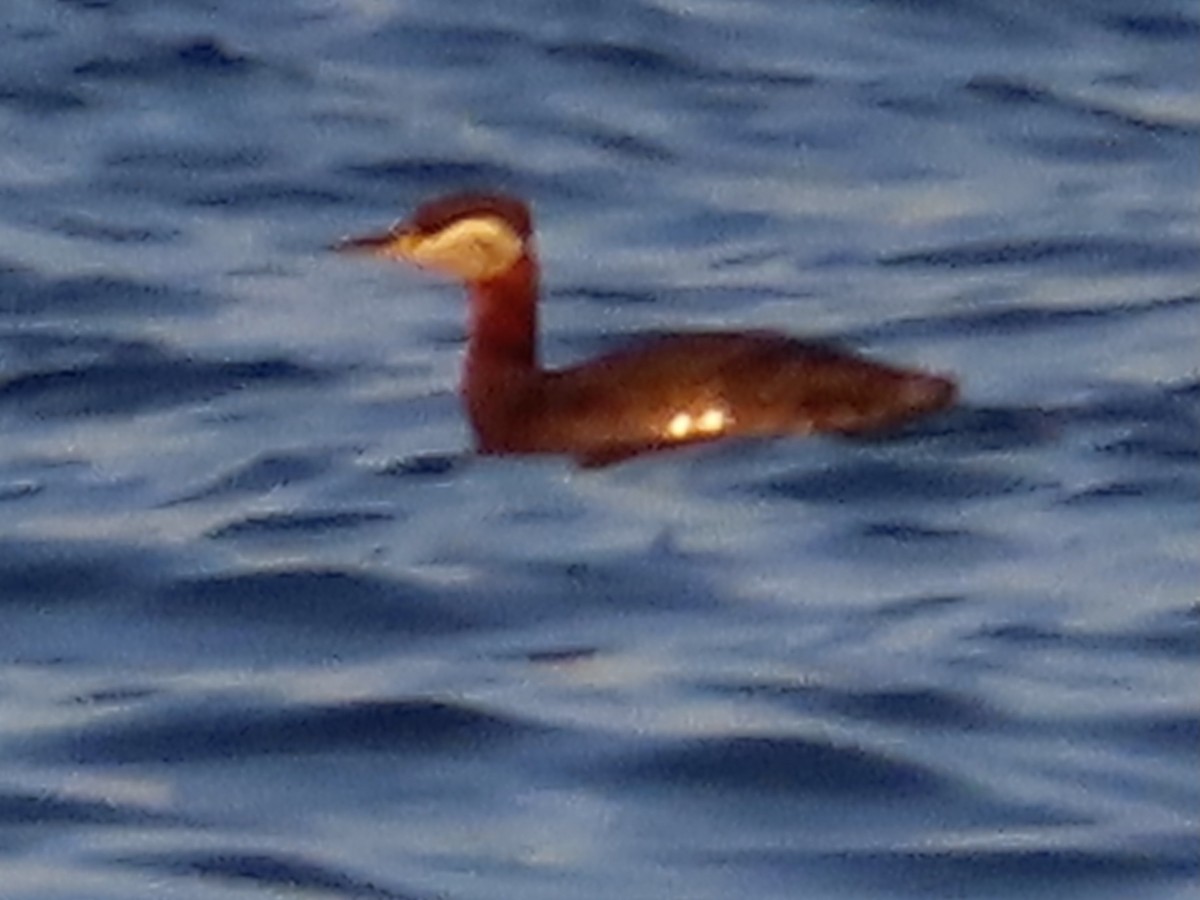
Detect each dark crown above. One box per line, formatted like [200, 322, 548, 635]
[408, 192, 533, 240]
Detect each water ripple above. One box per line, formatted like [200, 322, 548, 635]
[0, 345, 328, 418]
[750, 458, 1032, 504]
[0, 267, 215, 318]
[151, 568, 467, 637]
[715, 679, 1002, 732]
[170, 450, 339, 504]
[880, 239, 1200, 272]
[29, 698, 543, 766]
[205, 509, 395, 540]
[119, 851, 424, 900]
[964, 74, 1199, 135]
[0, 788, 174, 830]
[719, 837, 1200, 897]
[1101, 11, 1200, 41]
[610, 733, 949, 799]
[74, 36, 256, 82]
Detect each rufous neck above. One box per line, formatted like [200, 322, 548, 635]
[466, 251, 540, 371]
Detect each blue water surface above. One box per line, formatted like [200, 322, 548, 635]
[2, 1, 1198, 898]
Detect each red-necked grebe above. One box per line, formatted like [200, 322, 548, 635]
[337, 191, 955, 467]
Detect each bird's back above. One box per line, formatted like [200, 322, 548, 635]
[474, 331, 954, 465]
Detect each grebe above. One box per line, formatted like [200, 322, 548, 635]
[337, 192, 956, 467]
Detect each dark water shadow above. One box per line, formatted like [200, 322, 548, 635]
[0, 342, 330, 418]
[0, 266, 216, 318]
[23, 696, 545, 766]
[117, 850, 425, 900]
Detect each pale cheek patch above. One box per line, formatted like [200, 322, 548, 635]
[405, 216, 524, 281]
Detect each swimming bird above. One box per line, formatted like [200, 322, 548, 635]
[337, 192, 955, 467]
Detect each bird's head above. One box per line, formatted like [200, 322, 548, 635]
[336, 191, 533, 283]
